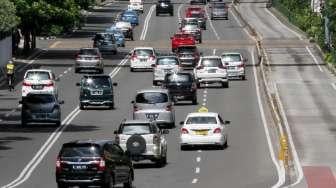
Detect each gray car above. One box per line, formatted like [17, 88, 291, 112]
[210, 2, 228, 20]
[152, 56, 181, 85]
[132, 88, 175, 128]
[181, 22, 202, 43]
[75, 48, 104, 74]
[93, 33, 118, 54]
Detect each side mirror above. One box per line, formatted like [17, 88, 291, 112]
[113, 82, 118, 86]
[131, 101, 135, 104]
[76, 83, 80, 86]
[161, 129, 169, 134]
[19, 100, 22, 104]
[59, 100, 65, 105]
[224, 120, 231, 125]
[179, 121, 184, 125]
[114, 130, 118, 134]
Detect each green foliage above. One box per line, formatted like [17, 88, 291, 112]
[0, 0, 19, 33]
[75, 0, 95, 10]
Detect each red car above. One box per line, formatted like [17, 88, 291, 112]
[170, 32, 196, 52]
[185, 7, 207, 30]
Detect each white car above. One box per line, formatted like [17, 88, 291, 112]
[128, 0, 144, 13]
[114, 21, 134, 40]
[152, 55, 181, 85]
[221, 52, 246, 80]
[194, 56, 229, 88]
[180, 108, 230, 150]
[129, 47, 157, 72]
[22, 69, 58, 97]
[114, 119, 168, 167]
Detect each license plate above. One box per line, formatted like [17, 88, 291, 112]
[140, 59, 147, 62]
[164, 69, 172, 73]
[208, 69, 216, 73]
[145, 113, 159, 120]
[194, 130, 208, 136]
[32, 85, 43, 90]
[228, 66, 236, 70]
[91, 90, 103, 95]
[72, 165, 87, 170]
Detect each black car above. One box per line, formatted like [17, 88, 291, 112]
[156, 0, 174, 16]
[210, 2, 229, 20]
[56, 140, 134, 188]
[77, 75, 117, 110]
[163, 72, 197, 104]
[190, 0, 206, 5]
[20, 93, 64, 127]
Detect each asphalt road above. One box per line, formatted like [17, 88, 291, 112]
[0, 1, 280, 188]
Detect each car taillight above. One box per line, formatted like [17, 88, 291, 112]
[153, 135, 160, 144]
[45, 81, 54, 87]
[149, 55, 155, 61]
[196, 65, 204, 70]
[56, 157, 62, 173]
[181, 128, 189, 134]
[94, 158, 106, 171]
[131, 55, 137, 61]
[23, 81, 32, 86]
[238, 63, 244, 68]
[166, 104, 172, 111]
[75, 53, 80, 60]
[213, 128, 221, 134]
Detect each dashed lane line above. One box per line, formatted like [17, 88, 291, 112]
[195, 167, 200, 174]
[140, 5, 155, 40]
[192, 178, 198, 184]
[204, 7, 220, 40]
[332, 83, 336, 90]
[197, 150, 202, 153]
[306, 46, 323, 72]
[196, 157, 201, 163]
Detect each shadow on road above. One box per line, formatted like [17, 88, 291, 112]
[0, 136, 32, 151]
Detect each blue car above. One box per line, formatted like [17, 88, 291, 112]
[106, 27, 125, 47]
[120, 10, 139, 26]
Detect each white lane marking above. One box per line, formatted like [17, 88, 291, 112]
[204, 7, 220, 40]
[213, 49, 216, 55]
[192, 178, 198, 184]
[305, 46, 323, 72]
[203, 90, 207, 94]
[177, 3, 183, 19]
[196, 157, 201, 162]
[203, 98, 207, 102]
[2, 56, 129, 188]
[265, 9, 303, 40]
[140, 5, 155, 40]
[332, 83, 336, 90]
[16, 50, 47, 73]
[49, 41, 61, 48]
[229, 9, 254, 40]
[58, 74, 63, 78]
[251, 48, 285, 188]
[202, 102, 206, 106]
[0, 119, 2, 122]
[67, 67, 72, 71]
[195, 167, 200, 174]
[203, 94, 207, 98]
[63, 70, 68, 74]
[197, 150, 202, 153]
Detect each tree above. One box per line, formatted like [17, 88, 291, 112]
[75, 0, 95, 10]
[0, 0, 19, 38]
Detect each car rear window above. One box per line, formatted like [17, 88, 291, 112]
[60, 145, 100, 158]
[221, 54, 241, 62]
[177, 46, 196, 53]
[201, 58, 222, 67]
[121, 124, 154, 134]
[157, 57, 179, 65]
[134, 49, 154, 56]
[213, 3, 226, 8]
[83, 77, 111, 88]
[25, 71, 50, 80]
[174, 34, 193, 38]
[186, 116, 217, 124]
[136, 92, 168, 103]
[166, 74, 192, 83]
[24, 94, 55, 104]
[79, 49, 98, 55]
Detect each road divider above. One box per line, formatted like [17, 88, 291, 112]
[140, 5, 155, 40]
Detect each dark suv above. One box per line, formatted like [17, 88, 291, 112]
[76, 75, 117, 110]
[156, 0, 174, 16]
[56, 140, 134, 188]
[176, 45, 201, 68]
[163, 72, 197, 105]
[20, 93, 64, 127]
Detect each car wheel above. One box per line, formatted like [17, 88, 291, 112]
[57, 183, 67, 188]
[103, 175, 115, 188]
[75, 68, 79, 73]
[156, 12, 159, 16]
[192, 97, 197, 105]
[55, 120, 61, 127]
[222, 82, 229, 88]
[112, 50, 117, 55]
[211, 16, 214, 20]
[122, 43, 125, 47]
[123, 171, 133, 188]
[21, 118, 27, 127]
[180, 145, 187, 151]
[199, 38, 202, 43]
[170, 12, 174, 16]
[241, 75, 246, 80]
[79, 103, 85, 110]
[131, 35, 134, 41]
[108, 103, 114, 110]
[130, 68, 135, 72]
[196, 83, 201, 88]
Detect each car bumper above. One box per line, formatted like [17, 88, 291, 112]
[80, 99, 114, 106]
[56, 172, 105, 185]
[196, 76, 228, 83]
[98, 46, 117, 52]
[130, 61, 154, 69]
[120, 144, 161, 160]
[212, 13, 228, 19]
[180, 134, 225, 146]
[227, 69, 245, 78]
[23, 112, 60, 122]
[133, 111, 174, 124]
[170, 91, 196, 100]
[179, 58, 197, 67]
[22, 87, 56, 97]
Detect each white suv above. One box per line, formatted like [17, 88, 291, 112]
[129, 47, 157, 72]
[114, 119, 168, 167]
[221, 52, 246, 80]
[194, 56, 229, 88]
[22, 69, 58, 98]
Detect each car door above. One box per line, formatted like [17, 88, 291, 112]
[111, 144, 130, 182]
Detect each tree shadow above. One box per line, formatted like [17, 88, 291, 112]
[0, 136, 32, 151]
[0, 123, 100, 133]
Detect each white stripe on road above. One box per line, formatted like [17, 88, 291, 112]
[195, 167, 200, 174]
[1, 56, 129, 188]
[306, 46, 323, 72]
[140, 5, 155, 40]
[177, 3, 183, 19]
[332, 83, 336, 90]
[197, 150, 202, 153]
[196, 157, 201, 162]
[204, 7, 220, 40]
[192, 178, 198, 184]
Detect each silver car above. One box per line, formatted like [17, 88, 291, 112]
[114, 119, 168, 167]
[221, 52, 246, 80]
[180, 19, 202, 43]
[132, 88, 175, 128]
[152, 56, 181, 85]
[194, 56, 229, 88]
[75, 48, 104, 74]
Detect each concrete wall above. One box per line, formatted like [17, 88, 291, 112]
[0, 36, 12, 78]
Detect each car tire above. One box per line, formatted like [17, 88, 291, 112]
[57, 183, 67, 188]
[112, 50, 117, 55]
[80, 103, 85, 110]
[130, 68, 135, 72]
[55, 120, 61, 127]
[156, 12, 159, 16]
[75, 68, 79, 73]
[199, 38, 202, 43]
[211, 16, 214, 20]
[98, 69, 104, 74]
[123, 171, 133, 188]
[196, 83, 201, 88]
[122, 43, 125, 47]
[241, 75, 246, 80]
[180, 145, 187, 151]
[108, 103, 114, 110]
[131, 35, 134, 41]
[103, 175, 115, 188]
[222, 82, 229, 88]
[170, 12, 174, 16]
[192, 97, 197, 105]
[21, 118, 27, 127]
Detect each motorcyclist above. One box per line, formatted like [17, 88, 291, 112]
[6, 59, 15, 91]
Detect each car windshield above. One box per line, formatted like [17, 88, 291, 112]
[186, 116, 217, 124]
[136, 92, 168, 103]
[61, 146, 100, 158]
[25, 71, 50, 80]
[95, 34, 111, 41]
[222, 54, 241, 62]
[157, 58, 178, 65]
[25, 94, 55, 104]
[123, 12, 136, 17]
[184, 24, 198, 30]
[201, 58, 222, 67]
[121, 124, 152, 134]
[213, 3, 226, 8]
[134, 49, 154, 56]
[166, 74, 192, 83]
[177, 46, 196, 53]
[83, 77, 111, 88]
[79, 49, 98, 55]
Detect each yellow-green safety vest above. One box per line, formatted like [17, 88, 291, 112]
[6, 64, 14, 74]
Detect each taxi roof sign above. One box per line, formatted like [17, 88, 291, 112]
[198, 106, 208, 113]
